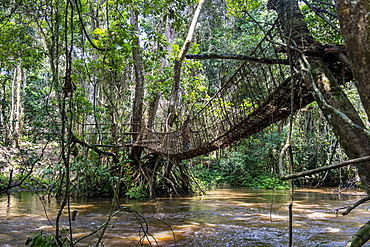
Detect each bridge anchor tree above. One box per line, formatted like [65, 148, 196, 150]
[267, 0, 370, 195]
[268, 0, 370, 245]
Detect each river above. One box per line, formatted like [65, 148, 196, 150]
[1, 188, 370, 246]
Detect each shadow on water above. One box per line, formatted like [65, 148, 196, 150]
[1, 188, 370, 246]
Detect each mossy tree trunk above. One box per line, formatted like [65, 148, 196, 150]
[336, 0, 370, 119]
[268, 0, 370, 194]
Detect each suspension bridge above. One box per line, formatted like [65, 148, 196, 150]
[76, 27, 318, 161]
[132, 31, 315, 160]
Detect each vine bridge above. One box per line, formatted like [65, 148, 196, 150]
[79, 29, 315, 161]
[133, 31, 314, 160]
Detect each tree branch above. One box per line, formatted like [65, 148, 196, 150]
[301, 0, 340, 33]
[0, 142, 49, 192]
[281, 156, 370, 180]
[71, 134, 119, 163]
[341, 196, 370, 215]
[185, 53, 289, 65]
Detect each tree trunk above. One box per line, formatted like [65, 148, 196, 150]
[335, 0, 370, 119]
[1, 77, 10, 145]
[129, 8, 145, 163]
[268, 0, 370, 194]
[308, 59, 370, 194]
[9, 64, 24, 148]
[167, 0, 205, 127]
[147, 93, 161, 127]
[147, 17, 175, 127]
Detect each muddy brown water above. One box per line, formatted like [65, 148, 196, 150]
[1, 188, 370, 246]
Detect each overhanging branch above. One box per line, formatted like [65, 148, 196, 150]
[185, 53, 289, 65]
[341, 196, 370, 215]
[281, 156, 370, 180]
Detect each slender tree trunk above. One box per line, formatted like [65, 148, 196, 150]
[167, 0, 205, 127]
[9, 65, 23, 148]
[129, 8, 145, 163]
[1, 77, 10, 145]
[9, 69, 15, 145]
[148, 93, 160, 128]
[16, 65, 24, 145]
[148, 17, 176, 127]
[268, 0, 370, 194]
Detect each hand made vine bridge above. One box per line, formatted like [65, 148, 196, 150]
[133, 30, 314, 160]
[78, 27, 314, 161]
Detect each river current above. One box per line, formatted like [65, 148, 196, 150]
[1, 188, 370, 246]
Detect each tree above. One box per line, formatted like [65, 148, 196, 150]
[167, 0, 205, 126]
[266, 0, 370, 195]
[336, 0, 370, 119]
[128, 6, 145, 163]
[0, 2, 44, 146]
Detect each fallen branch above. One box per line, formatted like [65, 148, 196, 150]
[280, 156, 370, 180]
[185, 53, 289, 65]
[341, 196, 370, 215]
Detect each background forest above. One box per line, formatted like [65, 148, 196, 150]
[0, 0, 363, 200]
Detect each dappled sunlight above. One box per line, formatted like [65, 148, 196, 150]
[325, 227, 342, 233]
[2, 188, 370, 246]
[229, 201, 263, 207]
[38, 225, 54, 231]
[292, 200, 322, 206]
[176, 223, 200, 229]
[295, 188, 367, 196]
[305, 211, 337, 219]
[257, 213, 288, 221]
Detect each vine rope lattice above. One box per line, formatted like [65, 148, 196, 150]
[80, 27, 313, 161]
[134, 30, 312, 160]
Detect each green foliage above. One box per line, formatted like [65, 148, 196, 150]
[301, 2, 342, 44]
[121, 163, 149, 199]
[252, 176, 289, 190]
[194, 129, 288, 190]
[26, 231, 58, 247]
[0, 171, 50, 191]
[0, 173, 8, 189]
[26, 229, 69, 247]
[125, 184, 148, 200]
[193, 152, 289, 190]
[18, 175, 49, 190]
[69, 151, 115, 197]
[0, 21, 44, 69]
[226, 0, 262, 16]
[23, 73, 59, 141]
[291, 102, 353, 187]
[193, 104, 355, 190]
